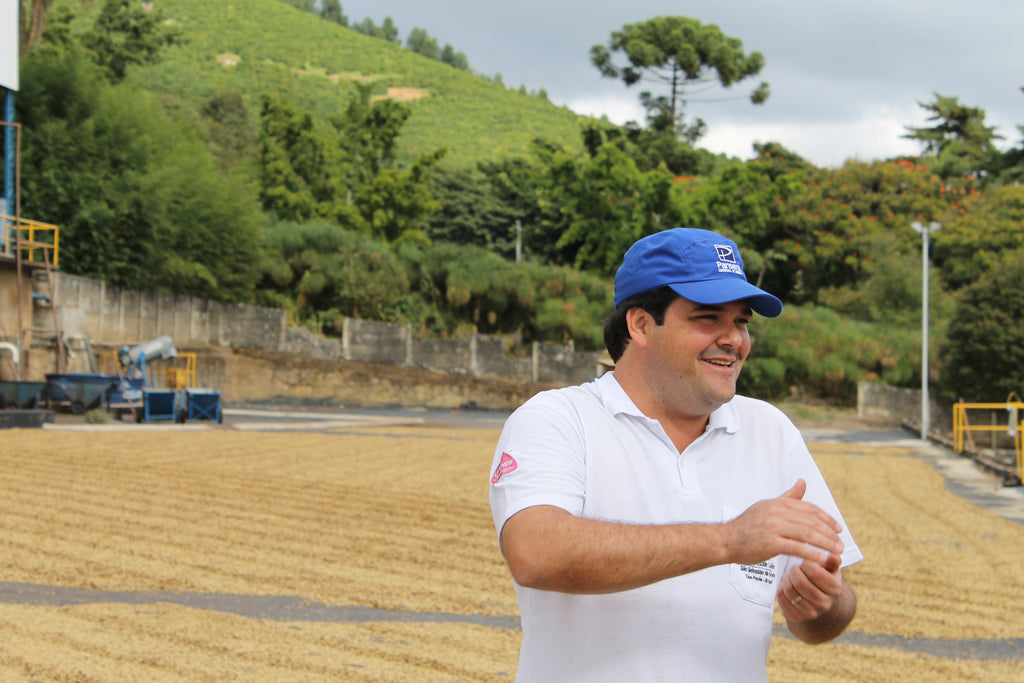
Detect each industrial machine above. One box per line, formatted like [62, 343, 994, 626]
[117, 334, 178, 380]
[39, 335, 220, 423]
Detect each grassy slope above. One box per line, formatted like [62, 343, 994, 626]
[128, 0, 588, 168]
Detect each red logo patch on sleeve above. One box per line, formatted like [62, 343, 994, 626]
[491, 451, 518, 485]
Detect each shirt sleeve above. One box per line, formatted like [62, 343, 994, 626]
[488, 390, 589, 542]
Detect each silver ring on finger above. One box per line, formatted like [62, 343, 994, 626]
[790, 594, 803, 606]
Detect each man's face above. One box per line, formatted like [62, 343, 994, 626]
[640, 296, 753, 419]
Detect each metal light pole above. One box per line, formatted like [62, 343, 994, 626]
[911, 221, 941, 442]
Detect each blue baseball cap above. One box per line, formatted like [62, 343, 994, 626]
[614, 228, 783, 317]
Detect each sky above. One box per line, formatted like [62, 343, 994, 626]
[338, 0, 1023, 168]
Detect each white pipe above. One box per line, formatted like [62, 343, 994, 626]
[0, 341, 19, 365]
[118, 335, 177, 368]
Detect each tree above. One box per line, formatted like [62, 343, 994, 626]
[425, 168, 520, 255]
[199, 91, 257, 170]
[331, 88, 446, 245]
[738, 304, 921, 401]
[80, 0, 181, 83]
[440, 44, 469, 71]
[18, 41, 261, 300]
[674, 154, 972, 306]
[352, 16, 399, 43]
[258, 89, 443, 245]
[19, 0, 57, 56]
[581, 120, 720, 176]
[475, 136, 683, 274]
[478, 152, 567, 265]
[402, 243, 532, 335]
[403, 29, 469, 70]
[902, 93, 1002, 179]
[406, 27, 439, 60]
[750, 142, 815, 179]
[320, 0, 347, 26]
[257, 94, 350, 224]
[331, 82, 411, 186]
[991, 86, 1024, 183]
[279, 0, 314, 12]
[550, 142, 680, 275]
[260, 220, 410, 325]
[939, 249, 1024, 401]
[395, 242, 611, 347]
[590, 17, 769, 141]
[355, 149, 446, 246]
[932, 183, 1024, 290]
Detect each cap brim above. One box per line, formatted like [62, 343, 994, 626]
[668, 280, 783, 318]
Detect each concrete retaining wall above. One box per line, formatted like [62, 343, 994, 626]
[412, 337, 474, 376]
[856, 382, 1017, 448]
[343, 318, 411, 366]
[14, 267, 1008, 418]
[33, 271, 286, 351]
[13, 271, 600, 388]
[857, 383, 951, 428]
[475, 335, 533, 382]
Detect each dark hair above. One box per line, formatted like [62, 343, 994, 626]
[603, 286, 678, 362]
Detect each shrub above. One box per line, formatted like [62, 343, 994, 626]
[84, 409, 114, 424]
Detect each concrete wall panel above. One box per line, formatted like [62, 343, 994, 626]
[412, 338, 472, 375]
[345, 318, 409, 365]
[8, 269, 604, 388]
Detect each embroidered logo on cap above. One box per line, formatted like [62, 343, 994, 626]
[715, 244, 744, 275]
[491, 451, 518, 485]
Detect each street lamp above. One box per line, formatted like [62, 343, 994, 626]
[911, 220, 941, 442]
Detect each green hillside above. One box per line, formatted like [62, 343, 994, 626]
[119, 0, 588, 167]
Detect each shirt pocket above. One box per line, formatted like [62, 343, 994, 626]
[729, 559, 779, 608]
[723, 505, 779, 608]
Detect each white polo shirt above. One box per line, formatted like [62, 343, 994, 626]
[489, 371, 862, 683]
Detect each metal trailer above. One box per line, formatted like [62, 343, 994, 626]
[41, 373, 121, 415]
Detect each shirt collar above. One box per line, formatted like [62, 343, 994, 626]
[595, 371, 644, 417]
[597, 371, 740, 435]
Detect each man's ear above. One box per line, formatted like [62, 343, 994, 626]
[625, 308, 651, 349]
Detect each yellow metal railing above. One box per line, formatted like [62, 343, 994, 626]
[953, 395, 1023, 480]
[102, 350, 196, 390]
[101, 350, 119, 376]
[165, 353, 197, 390]
[1, 213, 60, 267]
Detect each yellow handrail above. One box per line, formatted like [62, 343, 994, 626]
[1, 213, 60, 267]
[952, 398, 1024, 480]
[103, 350, 196, 390]
[165, 353, 197, 390]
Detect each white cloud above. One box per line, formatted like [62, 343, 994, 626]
[559, 96, 928, 168]
[561, 94, 645, 127]
[701, 106, 926, 167]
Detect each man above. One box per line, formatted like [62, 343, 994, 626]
[489, 228, 861, 682]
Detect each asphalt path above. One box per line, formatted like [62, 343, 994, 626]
[0, 581, 1021, 662]
[224, 404, 512, 431]
[800, 425, 1024, 527]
